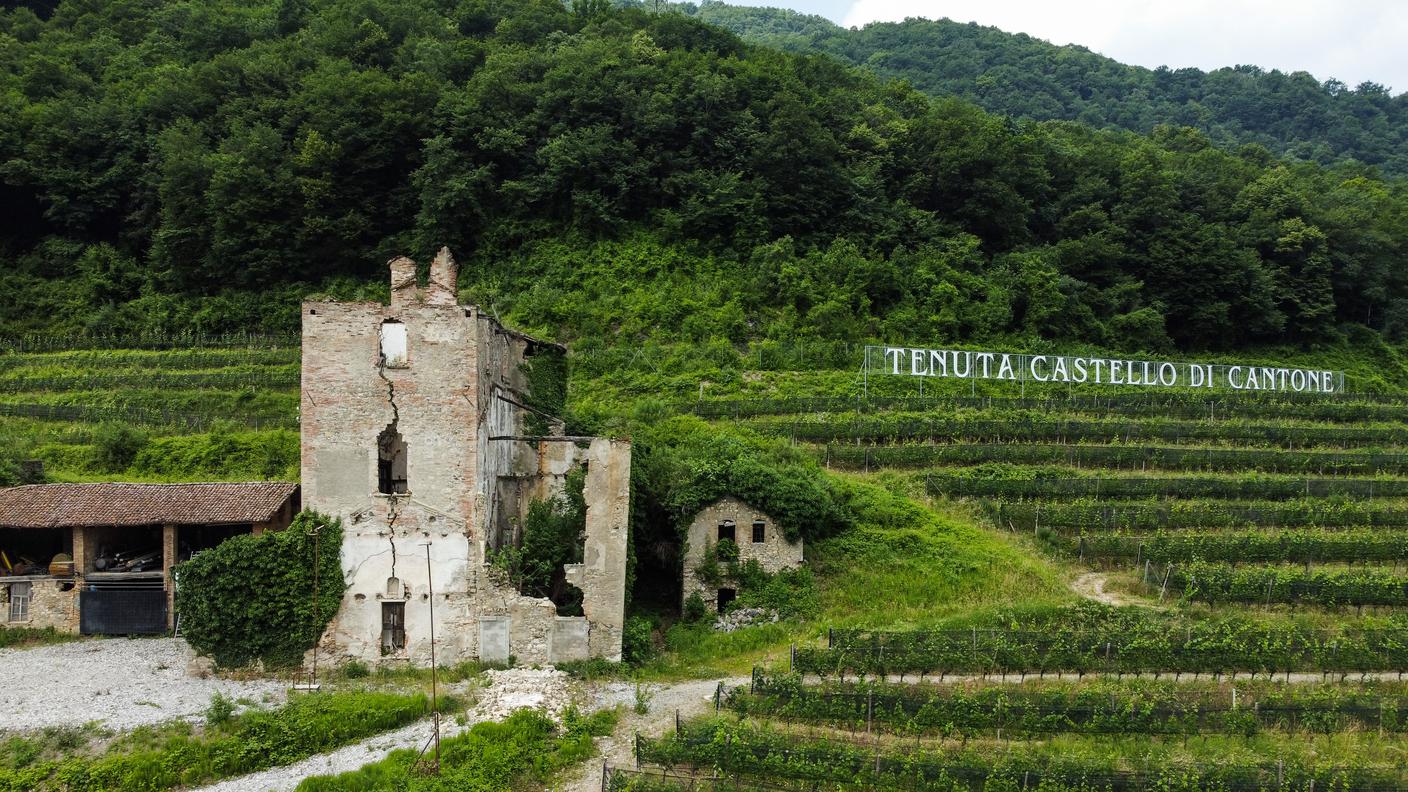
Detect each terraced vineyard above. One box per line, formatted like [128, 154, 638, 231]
[616, 369, 1408, 790]
[0, 336, 300, 482]
[727, 382, 1408, 611]
[609, 669, 1408, 791]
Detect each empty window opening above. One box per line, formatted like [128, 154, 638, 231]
[377, 423, 408, 494]
[379, 320, 408, 368]
[752, 521, 766, 543]
[8, 583, 31, 622]
[381, 601, 406, 653]
[716, 521, 735, 543]
[717, 588, 736, 613]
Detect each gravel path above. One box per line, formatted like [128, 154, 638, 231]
[561, 676, 749, 792]
[0, 638, 286, 732]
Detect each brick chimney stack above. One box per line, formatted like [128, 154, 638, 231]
[389, 255, 417, 309]
[426, 247, 458, 306]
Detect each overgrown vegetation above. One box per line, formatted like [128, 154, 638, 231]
[296, 706, 616, 791]
[490, 466, 587, 616]
[0, 691, 431, 792]
[174, 510, 345, 667]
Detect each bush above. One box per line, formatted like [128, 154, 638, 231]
[91, 422, 147, 472]
[205, 693, 235, 727]
[683, 593, 708, 623]
[340, 659, 370, 679]
[622, 614, 655, 665]
[174, 511, 345, 668]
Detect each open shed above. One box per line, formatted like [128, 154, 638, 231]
[0, 482, 298, 634]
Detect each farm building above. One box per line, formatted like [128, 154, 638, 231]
[0, 482, 298, 634]
[681, 497, 804, 613]
[302, 248, 631, 666]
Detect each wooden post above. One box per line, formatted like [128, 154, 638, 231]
[162, 523, 177, 631]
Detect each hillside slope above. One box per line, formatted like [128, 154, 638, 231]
[680, 3, 1408, 176]
[4, 1, 1408, 353]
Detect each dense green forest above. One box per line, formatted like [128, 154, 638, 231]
[677, 2, 1408, 177]
[3, 0, 1408, 351]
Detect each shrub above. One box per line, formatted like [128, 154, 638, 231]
[91, 422, 147, 472]
[174, 510, 345, 668]
[622, 614, 655, 665]
[683, 593, 708, 623]
[205, 693, 235, 727]
[341, 659, 370, 679]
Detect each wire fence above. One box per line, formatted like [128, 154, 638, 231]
[0, 370, 300, 394]
[927, 475, 1408, 501]
[759, 415, 1408, 449]
[733, 673, 1408, 735]
[0, 332, 299, 353]
[989, 501, 1408, 531]
[635, 724, 1408, 792]
[827, 442, 1408, 475]
[0, 402, 297, 430]
[681, 392, 1408, 420]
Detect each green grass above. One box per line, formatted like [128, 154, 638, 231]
[0, 626, 80, 649]
[0, 691, 434, 792]
[295, 707, 616, 791]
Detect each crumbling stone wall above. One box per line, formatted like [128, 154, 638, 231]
[303, 249, 630, 667]
[3, 579, 79, 632]
[681, 496, 804, 611]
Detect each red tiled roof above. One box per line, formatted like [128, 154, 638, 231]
[0, 482, 298, 529]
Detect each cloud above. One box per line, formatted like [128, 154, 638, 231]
[841, 0, 1407, 93]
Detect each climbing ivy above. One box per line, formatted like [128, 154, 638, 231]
[174, 511, 345, 668]
[519, 348, 568, 435]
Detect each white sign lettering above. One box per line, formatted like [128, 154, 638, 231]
[868, 346, 1343, 394]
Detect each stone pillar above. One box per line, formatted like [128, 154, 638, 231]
[71, 526, 88, 576]
[389, 256, 418, 309]
[577, 438, 632, 661]
[162, 524, 177, 630]
[426, 247, 459, 306]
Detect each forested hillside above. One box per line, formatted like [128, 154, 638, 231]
[679, 3, 1408, 177]
[2, 0, 1408, 353]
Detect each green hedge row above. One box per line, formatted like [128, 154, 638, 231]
[930, 475, 1408, 501]
[810, 606, 1408, 676]
[730, 674, 1408, 735]
[828, 442, 1408, 474]
[1173, 562, 1408, 607]
[1073, 530, 1408, 565]
[990, 500, 1408, 531]
[635, 720, 1406, 792]
[684, 393, 1408, 422]
[755, 414, 1408, 449]
[0, 369, 299, 394]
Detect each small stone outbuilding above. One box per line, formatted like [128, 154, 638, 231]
[0, 482, 299, 634]
[680, 496, 803, 613]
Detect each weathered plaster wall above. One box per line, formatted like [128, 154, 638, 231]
[681, 497, 804, 610]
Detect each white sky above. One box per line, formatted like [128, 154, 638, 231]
[743, 0, 1407, 94]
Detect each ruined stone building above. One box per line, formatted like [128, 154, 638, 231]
[680, 497, 803, 613]
[302, 249, 630, 665]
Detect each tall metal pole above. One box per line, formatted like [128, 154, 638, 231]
[424, 543, 440, 773]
